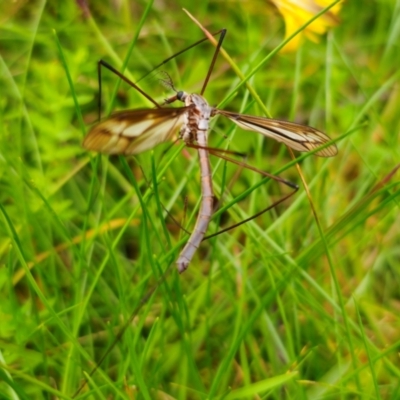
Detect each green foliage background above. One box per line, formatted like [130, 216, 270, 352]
[1, 0, 399, 399]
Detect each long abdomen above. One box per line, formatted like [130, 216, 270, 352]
[176, 129, 213, 273]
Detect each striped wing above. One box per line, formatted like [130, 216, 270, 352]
[215, 109, 337, 157]
[83, 107, 190, 155]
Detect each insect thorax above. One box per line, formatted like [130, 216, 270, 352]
[179, 93, 212, 144]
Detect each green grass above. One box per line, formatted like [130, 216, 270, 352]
[1, 0, 400, 399]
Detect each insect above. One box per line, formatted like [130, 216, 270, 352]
[83, 29, 337, 273]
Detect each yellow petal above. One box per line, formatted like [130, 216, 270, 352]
[271, 0, 342, 52]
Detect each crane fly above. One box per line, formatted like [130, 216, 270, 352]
[76, 27, 338, 398]
[83, 29, 338, 273]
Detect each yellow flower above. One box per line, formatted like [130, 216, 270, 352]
[271, 0, 342, 52]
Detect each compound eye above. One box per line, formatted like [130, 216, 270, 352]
[177, 91, 184, 101]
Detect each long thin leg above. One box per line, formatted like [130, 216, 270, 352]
[97, 59, 161, 118]
[186, 143, 299, 239]
[201, 29, 227, 95]
[203, 191, 297, 240]
[188, 143, 298, 189]
[137, 29, 227, 83]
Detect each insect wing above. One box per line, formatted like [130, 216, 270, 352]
[83, 107, 189, 155]
[215, 110, 337, 157]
